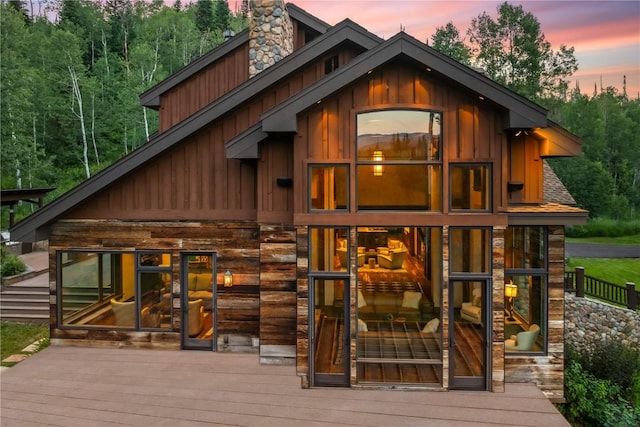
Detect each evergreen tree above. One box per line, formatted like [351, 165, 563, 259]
[430, 22, 471, 66]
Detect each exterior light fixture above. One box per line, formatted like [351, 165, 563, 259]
[372, 149, 384, 176]
[223, 270, 233, 287]
[505, 280, 518, 321]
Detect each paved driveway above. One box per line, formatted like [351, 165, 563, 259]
[566, 242, 640, 258]
[0, 346, 569, 426]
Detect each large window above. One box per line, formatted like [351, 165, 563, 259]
[59, 251, 172, 330]
[356, 110, 442, 211]
[504, 226, 547, 354]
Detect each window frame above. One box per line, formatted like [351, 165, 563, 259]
[504, 226, 548, 355]
[355, 108, 443, 212]
[308, 163, 350, 213]
[449, 163, 493, 212]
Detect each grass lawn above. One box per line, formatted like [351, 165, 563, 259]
[566, 257, 640, 290]
[0, 322, 49, 366]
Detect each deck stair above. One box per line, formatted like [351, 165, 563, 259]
[0, 252, 49, 323]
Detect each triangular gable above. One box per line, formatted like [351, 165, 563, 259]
[261, 32, 549, 134]
[139, 3, 331, 109]
[9, 19, 383, 242]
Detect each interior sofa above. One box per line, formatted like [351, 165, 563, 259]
[357, 285, 433, 321]
[162, 273, 213, 307]
[460, 288, 482, 324]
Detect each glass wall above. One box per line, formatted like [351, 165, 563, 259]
[504, 226, 547, 354]
[356, 110, 442, 211]
[58, 251, 172, 330]
[355, 226, 442, 385]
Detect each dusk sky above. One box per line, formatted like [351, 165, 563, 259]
[287, 0, 640, 97]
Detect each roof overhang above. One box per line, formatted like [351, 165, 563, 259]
[225, 124, 267, 159]
[507, 203, 588, 226]
[261, 33, 549, 133]
[535, 122, 582, 157]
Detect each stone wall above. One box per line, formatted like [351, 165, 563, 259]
[565, 293, 640, 353]
[249, 0, 294, 78]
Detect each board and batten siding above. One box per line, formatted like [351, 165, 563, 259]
[292, 61, 507, 217]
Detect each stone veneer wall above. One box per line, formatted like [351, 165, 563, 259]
[565, 293, 640, 353]
[249, 0, 294, 78]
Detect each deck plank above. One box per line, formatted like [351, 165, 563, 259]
[1, 346, 568, 426]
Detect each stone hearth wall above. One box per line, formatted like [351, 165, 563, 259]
[249, 0, 294, 78]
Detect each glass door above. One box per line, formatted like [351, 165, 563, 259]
[181, 253, 216, 350]
[449, 280, 489, 389]
[311, 278, 350, 386]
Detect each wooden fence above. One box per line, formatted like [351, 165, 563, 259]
[564, 267, 639, 311]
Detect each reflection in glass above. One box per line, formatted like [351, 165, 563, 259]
[505, 226, 545, 269]
[309, 165, 348, 210]
[451, 165, 491, 210]
[357, 110, 441, 161]
[310, 228, 348, 272]
[449, 228, 490, 273]
[356, 110, 442, 212]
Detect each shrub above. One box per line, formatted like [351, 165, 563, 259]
[585, 340, 640, 394]
[561, 360, 640, 426]
[566, 218, 640, 238]
[0, 251, 26, 278]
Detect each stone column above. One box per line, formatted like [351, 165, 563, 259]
[249, 0, 294, 78]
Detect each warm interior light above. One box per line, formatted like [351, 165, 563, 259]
[505, 280, 518, 321]
[372, 149, 384, 176]
[223, 270, 233, 287]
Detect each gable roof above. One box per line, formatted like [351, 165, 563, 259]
[139, 3, 331, 109]
[261, 31, 550, 133]
[9, 19, 383, 242]
[9, 8, 584, 243]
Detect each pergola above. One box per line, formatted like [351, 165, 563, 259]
[1, 187, 56, 229]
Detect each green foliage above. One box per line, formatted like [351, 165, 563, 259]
[566, 218, 640, 238]
[0, 247, 26, 278]
[466, 2, 577, 100]
[561, 344, 640, 426]
[431, 22, 472, 65]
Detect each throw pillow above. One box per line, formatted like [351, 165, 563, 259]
[357, 318, 368, 332]
[422, 318, 439, 333]
[473, 295, 482, 307]
[357, 289, 367, 308]
[401, 291, 422, 309]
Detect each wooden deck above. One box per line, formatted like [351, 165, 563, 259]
[1, 346, 569, 426]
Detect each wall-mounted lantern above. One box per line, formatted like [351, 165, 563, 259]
[223, 270, 233, 287]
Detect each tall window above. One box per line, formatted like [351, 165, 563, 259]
[504, 226, 547, 354]
[356, 110, 442, 211]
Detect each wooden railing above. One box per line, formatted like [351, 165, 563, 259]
[565, 267, 639, 311]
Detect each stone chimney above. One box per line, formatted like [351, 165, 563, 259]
[249, 0, 294, 78]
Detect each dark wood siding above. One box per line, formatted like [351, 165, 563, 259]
[49, 220, 260, 349]
[293, 61, 508, 218]
[159, 43, 250, 131]
[68, 123, 257, 221]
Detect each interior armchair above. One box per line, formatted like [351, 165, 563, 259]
[110, 298, 135, 327]
[505, 324, 540, 351]
[377, 248, 407, 269]
[188, 298, 204, 337]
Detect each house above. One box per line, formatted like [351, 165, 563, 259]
[9, 1, 587, 400]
